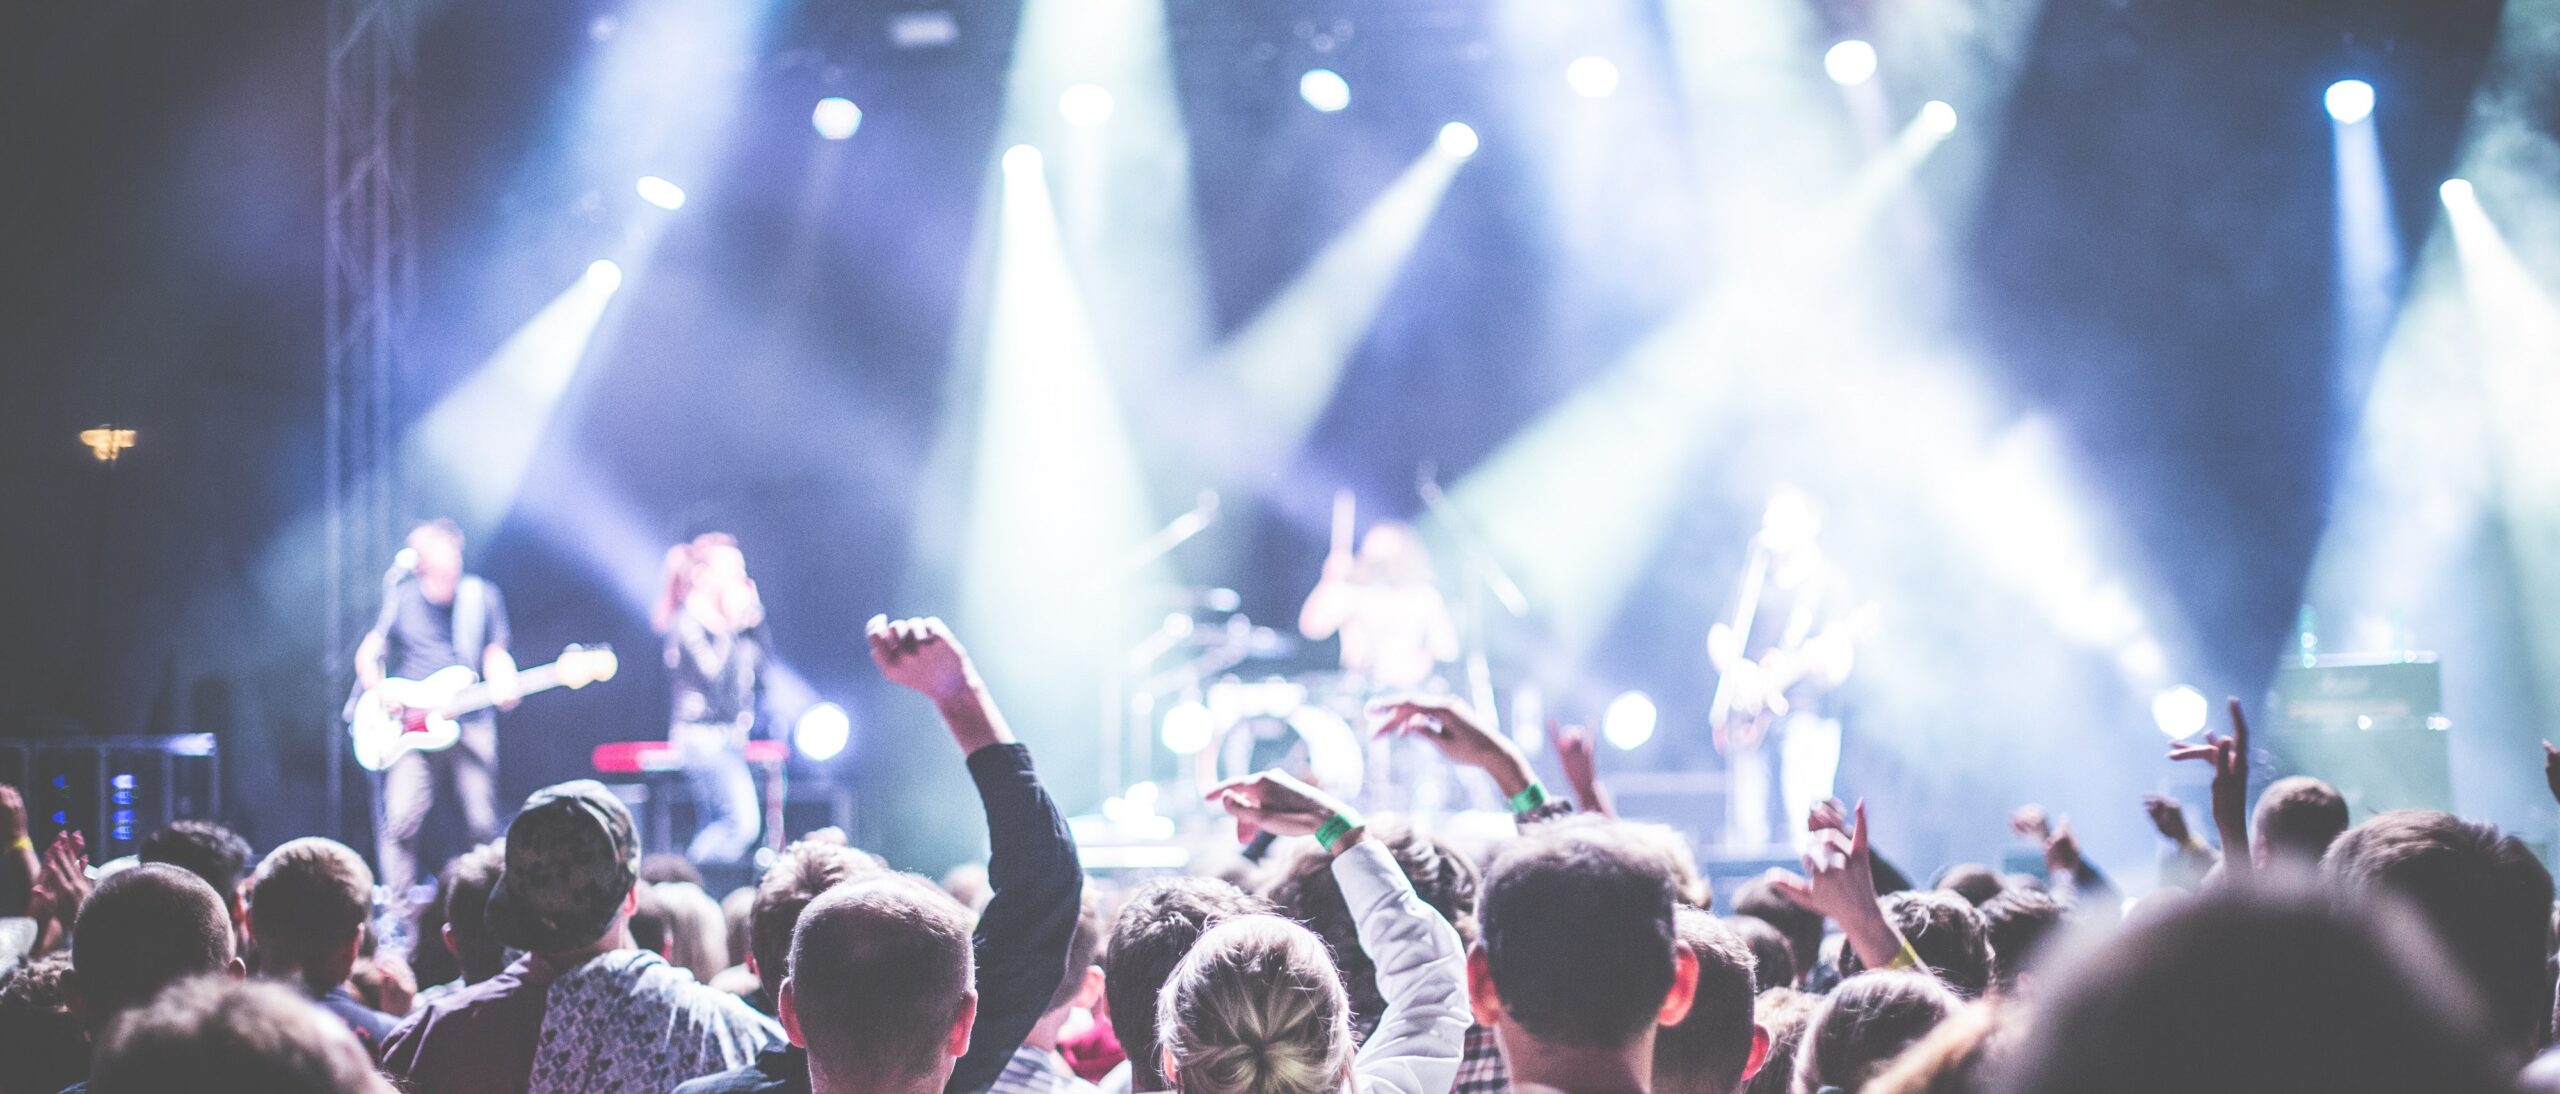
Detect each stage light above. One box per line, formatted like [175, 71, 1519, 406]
[584, 259, 623, 292]
[1161, 699, 1215, 755]
[2325, 79, 2375, 125]
[794, 702, 851, 761]
[1920, 100, 1958, 135]
[1300, 68, 1351, 113]
[2440, 177, 2475, 206]
[2151, 686, 2208, 740]
[811, 96, 863, 140]
[1002, 144, 1045, 179]
[1603, 691, 1658, 751]
[1437, 121, 1480, 159]
[634, 175, 686, 211]
[79, 427, 138, 463]
[1825, 40, 1878, 86]
[1059, 83, 1116, 127]
[1566, 56, 1621, 98]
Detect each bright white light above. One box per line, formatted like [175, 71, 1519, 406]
[1003, 144, 1045, 178]
[1059, 83, 1116, 127]
[2440, 177, 2475, 206]
[1825, 40, 1878, 86]
[812, 96, 863, 140]
[583, 259, 623, 292]
[635, 175, 687, 211]
[794, 702, 851, 761]
[1566, 56, 1620, 98]
[1161, 699, 1215, 755]
[2151, 686, 2208, 741]
[2325, 79, 2375, 125]
[1437, 122, 1479, 160]
[1920, 100, 1959, 135]
[1602, 691, 1658, 751]
[1300, 68, 1351, 113]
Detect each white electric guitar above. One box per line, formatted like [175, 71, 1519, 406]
[350, 645, 619, 772]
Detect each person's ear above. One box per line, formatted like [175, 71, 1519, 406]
[947, 990, 979, 1058]
[1655, 942, 1700, 1027]
[623, 885, 642, 916]
[1069, 965, 1105, 1011]
[1466, 946, 1506, 1028]
[779, 978, 806, 1048]
[442, 924, 460, 962]
[226, 956, 248, 980]
[1159, 1047, 1180, 1088]
[1740, 1023, 1771, 1084]
[745, 948, 759, 978]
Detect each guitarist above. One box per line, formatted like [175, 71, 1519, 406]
[1709, 489, 1862, 851]
[354, 518, 519, 904]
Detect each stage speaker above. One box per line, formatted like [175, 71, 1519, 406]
[2266, 657, 2449, 816]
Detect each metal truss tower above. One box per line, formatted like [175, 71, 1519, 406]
[323, 0, 414, 836]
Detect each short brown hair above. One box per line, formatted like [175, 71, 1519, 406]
[2323, 810, 2553, 1056]
[1479, 817, 1682, 1049]
[2253, 776, 2348, 867]
[73, 865, 236, 1024]
[1836, 891, 1994, 999]
[91, 977, 390, 1094]
[1654, 910, 1760, 1094]
[751, 840, 882, 997]
[1795, 971, 1958, 1092]
[249, 838, 374, 954]
[789, 878, 976, 1085]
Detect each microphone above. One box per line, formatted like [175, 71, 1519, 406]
[386, 548, 418, 584]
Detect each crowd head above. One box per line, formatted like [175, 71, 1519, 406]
[1475, 818, 1697, 1055]
[2320, 809, 2554, 1058]
[1156, 914, 1354, 1094]
[2002, 881, 2512, 1092]
[89, 978, 394, 1094]
[783, 876, 977, 1092]
[1833, 892, 1993, 1000]
[71, 864, 240, 1032]
[246, 837, 375, 993]
[1653, 909, 1767, 1094]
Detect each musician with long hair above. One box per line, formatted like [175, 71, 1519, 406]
[654, 532, 771, 865]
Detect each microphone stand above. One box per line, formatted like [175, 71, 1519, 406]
[1092, 492, 1221, 805]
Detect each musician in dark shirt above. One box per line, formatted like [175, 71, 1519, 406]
[655, 533, 770, 864]
[354, 519, 518, 901]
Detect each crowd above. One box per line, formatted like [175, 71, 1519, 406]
[3, 616, 2557, 1094]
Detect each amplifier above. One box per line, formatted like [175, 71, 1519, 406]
[2266, 657, 2448, 815]
[0, 736, 222, 864]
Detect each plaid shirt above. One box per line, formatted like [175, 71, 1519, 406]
[1451, 1024, 1510, 1094]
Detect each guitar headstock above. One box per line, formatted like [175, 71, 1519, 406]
[557, 644, 620, 688]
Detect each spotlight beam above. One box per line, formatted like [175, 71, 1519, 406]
[1182, 138, 1471, 486]
[405, 266, 626, 529]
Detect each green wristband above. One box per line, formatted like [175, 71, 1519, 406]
[1314, 811, 1363, 851]
[1506, 782, 1551, 815]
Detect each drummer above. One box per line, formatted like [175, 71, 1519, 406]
[1298, 518, 1460, 694]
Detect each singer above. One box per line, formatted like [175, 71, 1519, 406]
[351, 518, 519, 903]
[653, 532, 771, 865]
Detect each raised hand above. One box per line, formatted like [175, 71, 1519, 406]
[2544, 742, 2560, 807]
[2140, 794, 2194, 845]
[1205, 769, 1360, 847]
[1767, 800, 1907, 971]
[2008, 804, 2052, 844]
[867, 615, 1010, 754]
[28, 829, 89, 952]
[867, 615, 977, 704]
[2168, 698, 2253, 874]
[1553, 723, 1615, 816]
[1369, 695, 1533, 797]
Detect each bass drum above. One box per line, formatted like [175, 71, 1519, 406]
[1192, 676, 1364, 804]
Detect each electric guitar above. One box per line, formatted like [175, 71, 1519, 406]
[1709, 604, 1878, 754]
[350, 645, 618, 772]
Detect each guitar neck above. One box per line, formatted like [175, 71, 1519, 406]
[446, 664, 570, 717]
